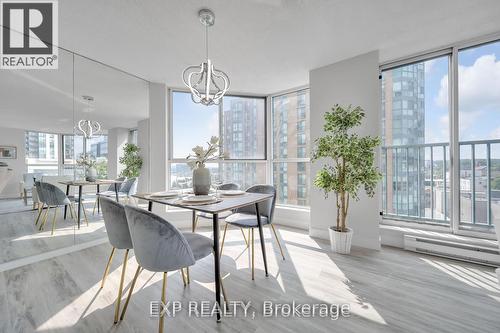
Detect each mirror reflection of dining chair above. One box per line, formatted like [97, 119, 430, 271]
[96, 177, 138, 208]
[121, 205, 228, 333]
[99, 196, 135, 324]
[221, 185, 285, 280]
[92, 177, 126, 215]
[36, 182, 80, 235]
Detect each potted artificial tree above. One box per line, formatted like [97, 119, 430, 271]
[312, 104, 381, 254]
[119, 143, 143, 178]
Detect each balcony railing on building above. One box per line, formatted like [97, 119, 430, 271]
[382, 139, 500, 228]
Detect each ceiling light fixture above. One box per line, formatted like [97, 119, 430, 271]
[78, 96, 101, 138]
[182, 8, 230, 106]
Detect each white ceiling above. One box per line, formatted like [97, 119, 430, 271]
[58, 0, 500, 94]
[1, 0, 500, 134]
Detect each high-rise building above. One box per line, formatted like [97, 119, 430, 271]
[382, 64, 425, 216]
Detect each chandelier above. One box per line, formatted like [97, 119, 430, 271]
[77, 96, 101, 139]
[182, 9, 230, 106]
[77, 119, 101, 139]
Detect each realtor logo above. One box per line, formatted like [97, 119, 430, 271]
[1, 0, 58, 69]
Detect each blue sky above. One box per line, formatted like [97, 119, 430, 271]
[424, 41, 500, 143]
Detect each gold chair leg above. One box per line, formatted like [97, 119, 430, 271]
[82, 202, 89, 226]
[92, 199, 97, 215]
[159, 272, 167, 333]
[35, 204, 44, 225]
[186, 266, 190, 284]
[39, 206, 50, 231]
[114, 249, 129, 324]
[247, 229, 251, 248]
[241, 228, 248, 246]
[69, 203, 77, 221]
[120, 265, 142, 321]
[270, 224, 285, 261]
[251, 228, 255, 280]
[50, 206, 58, 236]
[192, 215, 199, 232]
[100, 247, 116, 289]
[220, 274, 229, 310]
[220, 224, 228, 258]
[68, 204, 74, 219]
[181, 268, 187, 286]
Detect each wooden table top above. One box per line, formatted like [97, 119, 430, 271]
[133, 192, 273, 214]
[59, 179, 124, 186]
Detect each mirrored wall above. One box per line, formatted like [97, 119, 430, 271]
[0, 38, 149, 264]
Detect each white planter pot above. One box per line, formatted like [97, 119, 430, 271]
[85, 167, 97, 182]
[329, 227, 353, 254]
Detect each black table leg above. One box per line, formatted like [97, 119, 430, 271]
[192, 210, 196, 232]
[77, 185, 82, 229]
[64, 185, 70, 219]
[114, 183, 119, 202]
[96, 184, 100, 214]
[255, 203, 268, 277]
[148, 201, 153, 212]
[212, 213, 221, 322]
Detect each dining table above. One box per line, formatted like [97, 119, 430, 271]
[132, 191, 274, 322]
[59, 179, 124, 228]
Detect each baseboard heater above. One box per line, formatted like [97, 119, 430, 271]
[404, 234, 500, 267]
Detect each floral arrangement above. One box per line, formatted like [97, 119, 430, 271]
[76, 153, 97, 168]
[186, 136, 227, 169]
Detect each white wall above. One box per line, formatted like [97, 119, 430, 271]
[309, 51, 381, 250]
[137, 119, 150, 193]
[0, 127, 25, 198]
[107, 127, 129, 179]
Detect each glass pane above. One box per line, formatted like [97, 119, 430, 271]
[272, 89, 310, 159]
[272, 162, 310, 206]
[221, 162, 266, 190]
[458, 40, 500, 229]
[222, 96, 265, 159]
[86, 135, 108, 179]
[460, 144, 473, 224]
[63, 135, 84, 164]
[381, 56, 450, 224]
[170, 163, 219, 190]
[172, 91, 218, 159]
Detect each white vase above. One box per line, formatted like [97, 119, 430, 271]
[85, 167, 97, 182]
[192, 165, 211, 195]
[329, 227, 353, 254]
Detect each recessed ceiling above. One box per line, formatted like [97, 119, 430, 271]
[57, 0, 500, 94]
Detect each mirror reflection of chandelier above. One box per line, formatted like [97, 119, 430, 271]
[77, 95, 101, 139]
[182, 9, 230, 106]
[77, 119, 101, 139]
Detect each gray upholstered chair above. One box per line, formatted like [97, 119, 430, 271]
[99, 196, 135, 324]
[192, 182, 240, 232]
[36, 182, 80, 235]
[92, 177, 127, 214]
[98, 177, 138, 204]
[120, 205, 228, 333]
[222, 185, 284, 280]
[34, 181, 48, 226]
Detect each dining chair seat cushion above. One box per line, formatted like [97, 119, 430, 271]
[196, 210, 232, 219]
[124, 206, 198, 272]
[181, 232, 213, 260]
[225, 212, 269, 228]
[100, 197, 133, 249]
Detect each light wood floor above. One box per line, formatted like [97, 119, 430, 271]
[0, 222, 499, 332]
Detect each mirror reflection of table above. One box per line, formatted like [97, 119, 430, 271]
[59, 179, 124, 228]
[133, 191, 273, 323]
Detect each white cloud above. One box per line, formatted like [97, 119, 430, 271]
[436, 54, 500, 113]
[490, 127, 500, 139]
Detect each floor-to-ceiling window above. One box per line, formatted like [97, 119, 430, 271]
[169, 91, 266, 190]
[381, 37, 500, 236]
[25, 131, 59, 175]
[271, 89, 311, 206]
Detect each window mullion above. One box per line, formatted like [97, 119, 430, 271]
[450, 47, 460, 234]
